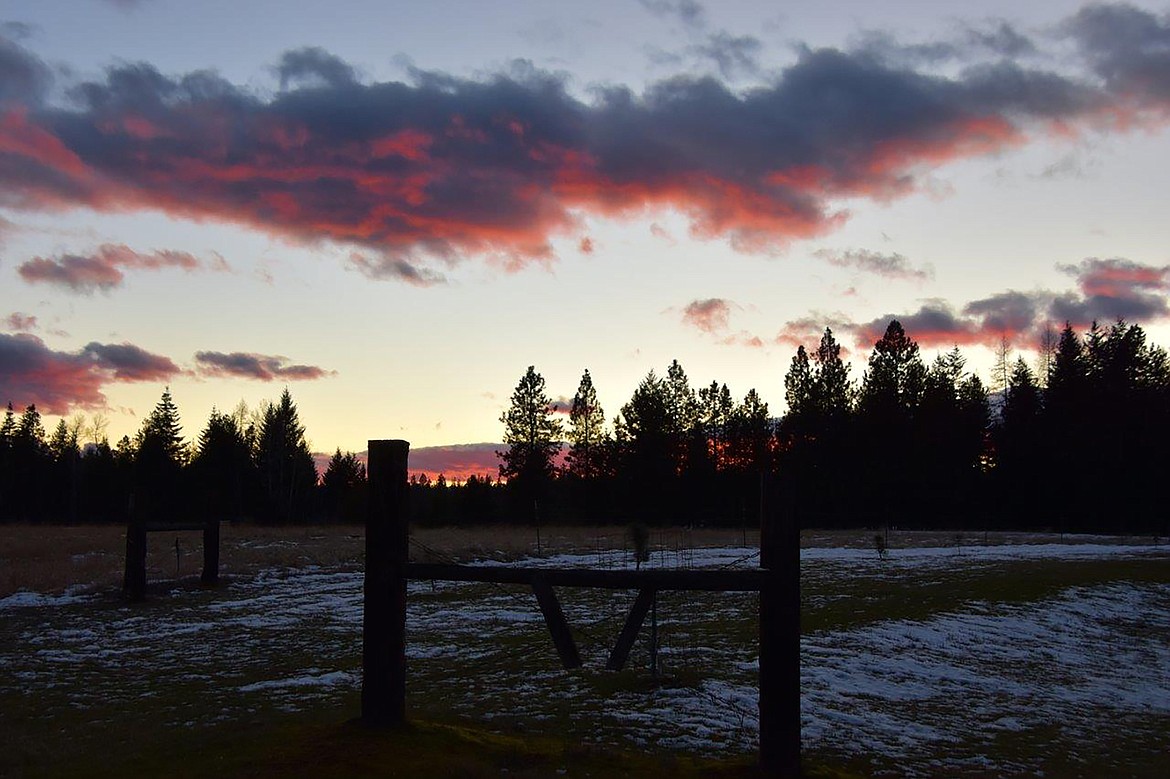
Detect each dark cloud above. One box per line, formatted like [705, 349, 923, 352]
[851, 302, 983, 348]
[681, 297, 732, 333]
[5, 312, 36, 331]
[963, 290, 1044, 336]
[0, 333, 178, 412]
[276, 47, 358, 91]
[0, 30, 50, 105]
[82, 341, 181, 381]
[194, 351, 335, 381]
[0, 8, 1168, 277]
[1066, 3, 1170, 102]
[346, 253, 447, 286]
[815, 247, 932, 281]
[17, 244, 226, 293]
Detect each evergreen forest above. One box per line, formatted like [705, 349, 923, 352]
[1, 319, 1167, 535]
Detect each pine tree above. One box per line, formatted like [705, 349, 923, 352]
[0, 402, 16, 448]
[783, 346, 814, 433]
[664, 359, 699, 474]
[727, 389, 772, 474]
[858, 320, 926, 417]
[697, 380, 734, 469]
[322, 449, 367, 523]
[615, 370, 675, 521]
[498, 366, 563, 499]
[137, 387, 187, 466]
[134, 388, 187, 522]
[256, 388, 318, 523]
[0, 403, 15, 520]
[812, 327, 852, 420]
[564, 369, 609, 480]
[856, 321, 927, 526]
[192, 407, 256, 520]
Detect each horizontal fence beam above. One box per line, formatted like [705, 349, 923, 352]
[405, 563, 764, 591]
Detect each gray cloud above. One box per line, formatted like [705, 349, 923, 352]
[276, 47, 358, 91]
[194, 351, 335, 381]
[17, 244, 226, 293]
[815, 247, 932, 281]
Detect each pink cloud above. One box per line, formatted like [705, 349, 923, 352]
[682, 298, 733, 334]
[0, 333, 179, 413]
[5, 312, 37, 332]
[4, 8, 1168, 277]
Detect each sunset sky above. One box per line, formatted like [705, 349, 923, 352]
[3, 0, 1170, 477]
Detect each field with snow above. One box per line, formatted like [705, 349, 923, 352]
[2, 528, 1169, 776]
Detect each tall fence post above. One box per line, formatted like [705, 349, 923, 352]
[759, 472, 800, 775]
[362, 439, 410, 726]
[201, 518, 220, 585]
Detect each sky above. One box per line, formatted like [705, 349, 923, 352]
[3, 0, 1170, 478]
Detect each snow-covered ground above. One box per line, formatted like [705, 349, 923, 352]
[2, 538, 1169, 775]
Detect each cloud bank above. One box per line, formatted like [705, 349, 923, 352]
[776, 256, 1170, 352]
[1, 4, 1168, 279]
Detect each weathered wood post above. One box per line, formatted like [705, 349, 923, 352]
[201, 518, 220, 585]
[362, 439, 410, 726]
[759, 472, 800, 775]
[123, 493, 147, 601]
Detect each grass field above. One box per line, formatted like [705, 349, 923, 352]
[2, 524, 1169, 777]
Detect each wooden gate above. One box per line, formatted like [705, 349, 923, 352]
[124, 511, 220, 600]
[361, 440, 800, 775]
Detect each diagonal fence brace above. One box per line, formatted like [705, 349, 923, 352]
[606, 587, 657, 671]
[531, 574, 582, 669]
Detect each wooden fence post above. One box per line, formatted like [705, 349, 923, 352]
[362, 439, 410, 726]
[201, 518, 220, 585]
[759, 472, 800, 775]
[124, 494, 146, 601]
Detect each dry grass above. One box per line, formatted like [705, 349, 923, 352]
[3, 521, 1159, 598]
[0, 523, 760, 598]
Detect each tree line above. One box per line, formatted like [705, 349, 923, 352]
[0, 388, 362, 525]
[493, 319, 1170, 534]
[2, 318, 1167, 533]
